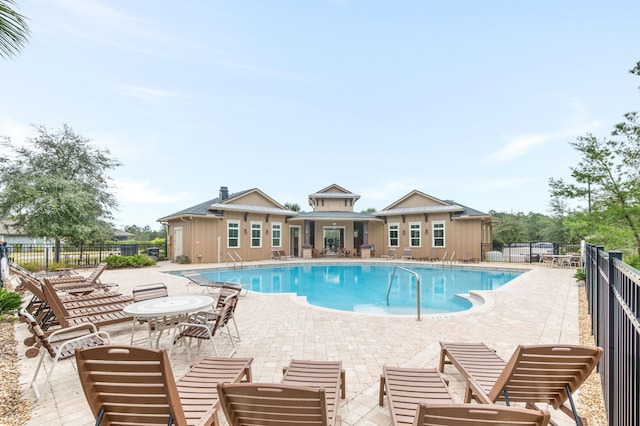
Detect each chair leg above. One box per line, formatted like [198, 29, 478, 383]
[30, 351, 46, 400]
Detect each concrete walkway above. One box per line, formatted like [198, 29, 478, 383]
[16, 260, 582, 425]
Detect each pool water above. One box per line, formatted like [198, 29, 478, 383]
[183, 264, 522, 315]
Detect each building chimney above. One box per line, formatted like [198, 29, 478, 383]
[219, 186, 229, 201]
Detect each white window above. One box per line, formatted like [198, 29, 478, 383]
[227, 221, 240, 248]
[409, 222, 421, 247]
[389, 223, 399, 247]
[251, 222, 262, 248]
[271, 222, 282, 247]
[432, 221, 445, 247]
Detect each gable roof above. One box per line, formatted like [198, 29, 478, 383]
[157, 188, 296, 222]
[375, 190, 489, 218]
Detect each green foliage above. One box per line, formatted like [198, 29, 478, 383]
[123, 224, 166, 241]
[623, 253, 640, 270]
[490, 210, 569, 244]
[0, 124, 120, 244]
[104, 254, 156, 268]
[19, 261, 40, 272]
[0, 0, 31, 59]
[549, 61, 640, 255]
[574, 268, 586, 282]
[175, 254, 191, 264]
[0, 288, 22, 315]
[284, 202, 301, 212]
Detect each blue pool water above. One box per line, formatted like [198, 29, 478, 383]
[178, 264, 523, 315]
[174, 264, 522, 315]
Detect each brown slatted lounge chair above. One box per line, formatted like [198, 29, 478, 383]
[413, 403, 550, 426]
[439, 342, 603, 425]
[41, 277, 132, 329]
[379, 366, 456, 426]
[19, 308, 110, 400]
[75, 345, 252, 426]
[218, 383, 335, 426]
[280, 359, 345, 426]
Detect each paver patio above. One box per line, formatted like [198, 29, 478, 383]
[15, 260, 582, 425]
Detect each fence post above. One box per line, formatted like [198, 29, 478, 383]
[607, 251, 622, 426]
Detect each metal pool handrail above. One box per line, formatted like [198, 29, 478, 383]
[386, 266, 421, 321]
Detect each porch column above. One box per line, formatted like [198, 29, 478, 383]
[360, 221, 371, 259]
[302, 220, 313, 259]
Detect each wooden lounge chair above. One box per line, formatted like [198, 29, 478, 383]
[19, 308, 110, 400]
[438, 342, 603, 425]
[41, 277, 132, 329]
[75, 345, 252, 426]
[218, 383, 336, 426]
[280, 359, 345, 426]
[413, 403, 550, 426]
[183, 272, 248, 296]
[16, 267, 128, 322]
[379, 366, 456, 426]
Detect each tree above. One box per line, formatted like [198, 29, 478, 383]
[0, 0, 30, 59]
[284, 202, 301, 212]
[549, 62, 640, 255]
[0, 124, 121, 259]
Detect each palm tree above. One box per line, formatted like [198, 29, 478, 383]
[0, 0, 30, 59]
[284, 202, 301, 212]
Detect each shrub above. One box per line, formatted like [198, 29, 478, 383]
[574, 268, 586, 282]
[175, 255, 191, 264]
[19, 261, 41, 273]
[104, 254, 156, 269]
[623, 253, 640, 270]
[0, 288, 22, 315]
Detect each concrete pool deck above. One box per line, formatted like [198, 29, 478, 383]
[16, 259, 583, 425]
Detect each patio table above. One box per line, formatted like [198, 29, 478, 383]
[123, 294, 215, 347]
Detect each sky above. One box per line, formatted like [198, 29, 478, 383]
[2, 0, 639, 230]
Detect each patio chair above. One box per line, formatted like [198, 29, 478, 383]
[280, 359, 345, 426]
[19, 308, 111, 400]
[412, 403, 550, 426]
[379, 366, 455, 425]
[438, 342, 603, 425]
[218, 383, 337, 426]
[75, 345, 253, 426]
[129, 282, 169, 344]
[401, 248, 413, 260]
[426, 248, 440, 261]
[170, 292, 238, 360]
[381, 248, 396, 259]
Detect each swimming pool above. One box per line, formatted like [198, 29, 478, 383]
[177, 263, 523, 315]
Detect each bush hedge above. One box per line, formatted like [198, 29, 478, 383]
[104, 254, 156, 268]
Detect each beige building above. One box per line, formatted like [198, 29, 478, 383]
[158, 184, 493, 264]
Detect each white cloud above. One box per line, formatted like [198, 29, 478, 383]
[112, 177, 191, 204]
[487, 120, 601, 162]
[0, 118, 36, 145]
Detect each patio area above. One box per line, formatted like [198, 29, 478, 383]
[15, 260, 585, 425]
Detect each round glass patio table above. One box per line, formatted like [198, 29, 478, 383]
[124, 295, 215, 347]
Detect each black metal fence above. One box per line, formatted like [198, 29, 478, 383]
[584, 244, 640, 425]
[481, 242, 582, 263]
[2, 242, 166, 271]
